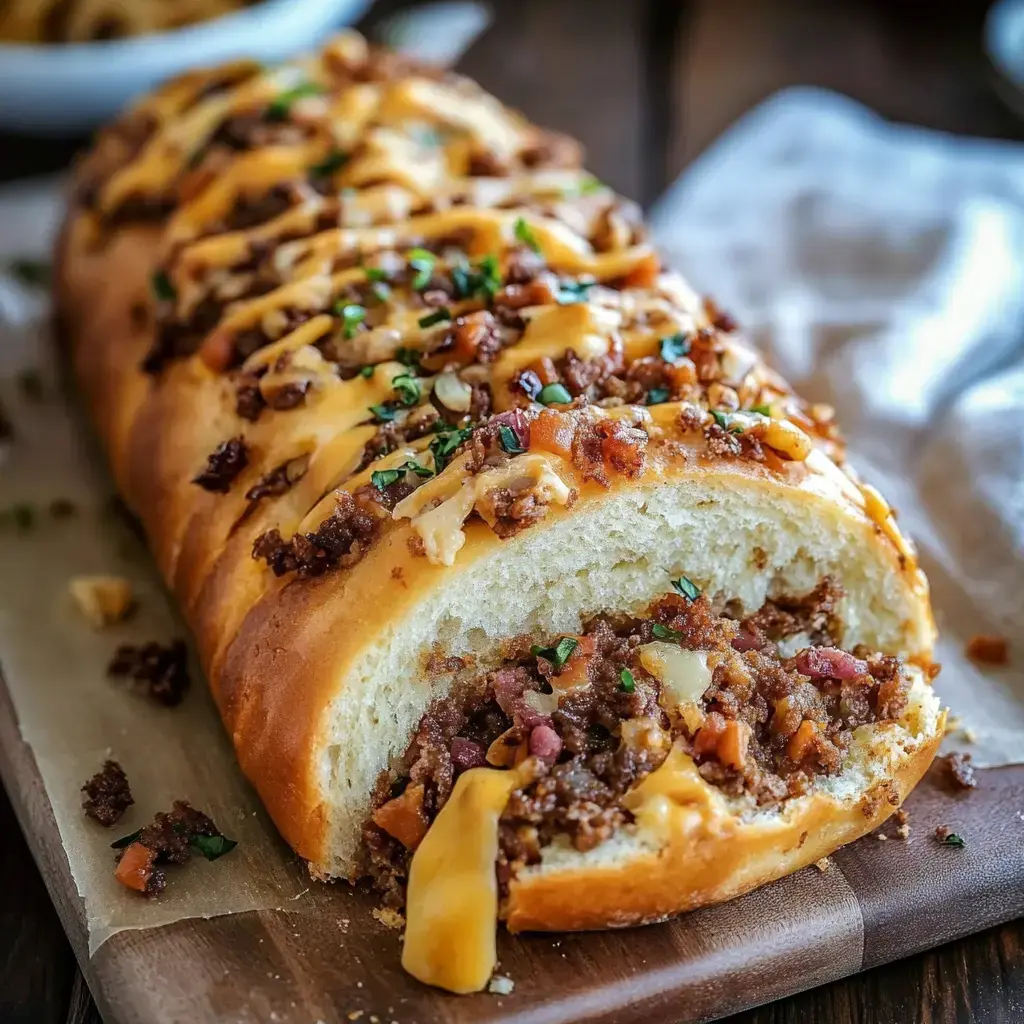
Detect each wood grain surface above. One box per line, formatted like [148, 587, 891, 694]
[2, 1, 1023, 1021]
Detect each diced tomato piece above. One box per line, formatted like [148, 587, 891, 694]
[114, 841, 156, 893]
[372, 783, 429, 850]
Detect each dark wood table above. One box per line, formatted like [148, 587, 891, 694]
[1, 1, 1022, 1021]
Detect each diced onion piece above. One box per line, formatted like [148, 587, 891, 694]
[433, 372, 473, 413]
[523, 689, 559, 717]
[619, 716, 671, 757]
[639, 643, 712, 706]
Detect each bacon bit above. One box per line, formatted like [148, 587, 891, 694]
[372, 783, 429, 850]
[731, 626, 765, 652]
[450, 737, 487, 772]
[115, 842, 157, 893]
[693, 711, 727, 758]
[528, 724, 562, 763]
[599, 419, 647, 477]
[529, 409, 575, 459]
[796, 646, 869, 680]
[787, 719, 820, 763]
[621, 252, 661, 289]
[965, 634, 1009, 666]
[198, 329, 236, 373]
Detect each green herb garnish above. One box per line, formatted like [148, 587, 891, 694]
[418, 307, 451, 329]
[941, 832, 966, 848]
[369, 281, 391, 304]
[395, 347, 422, 369]
[750, 403, 772, 417]
[670, 575, 701, 601]
[392, 373, 421, 406]
[371, 468, 402, 490]
[430, 425, 473, 472]
[498, 425, 526, 455]
[556, 280, 594, 305]
[531, 637, 578, 668]
[514, 216, 541, 253]
[370, 403, 397, 422]
[365, 267, 388, 282]
[660, 333, 691, 362]
[266, 81, 323, 121]
[309, 149, 347, 178]
[537, 382, 572, 406]
[110, 829, 142, 849]
[710, 409, 743, 434]
[646, 387, 670, 406]
[189, 834, 238, 861]
[408, 248, 436, 291]
[336, 303, 366, 339]
[359, 365, 374, 378]
[451, 254, 502, 302]
[652, 623, 683, 643]
[151, 270, 176, 304]
[8, 258, 50, 287]
[578, 175, 604, 196]
[619, 668, 636, 693]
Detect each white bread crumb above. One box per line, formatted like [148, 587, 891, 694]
[488, 975, 515, 995]
[69, 575, 134, 627]
[371, 906, 405, 930]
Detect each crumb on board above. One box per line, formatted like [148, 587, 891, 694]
[69, 575, 135, 627]
[875, 833, 888, 841]
[107, 639, 190, 706]
[372, 906, 405, 930]
[814, 857, 831, 872]
[965, 634, 1009, 667]
[488, 975, 515, 996]
[895, 824, 910, 840]
[935, 825, 966, 848]
[940, 751, 978, 790]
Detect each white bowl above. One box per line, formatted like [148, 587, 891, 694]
[0, 0, 373, 136]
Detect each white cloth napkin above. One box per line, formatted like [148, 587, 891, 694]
[650, 88, 1024, 761]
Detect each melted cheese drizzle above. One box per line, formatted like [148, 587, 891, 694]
[402, 763, 528, 993]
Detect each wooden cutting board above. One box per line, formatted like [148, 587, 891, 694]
[2, 675, 1022, 1024]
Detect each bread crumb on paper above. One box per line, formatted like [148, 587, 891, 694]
[372, 906, 405, 930]
[965, 634, 1009, 666]
[814, 857, 831, 872]
[488, 975, 515, 996]
[69, 575, 135, 627]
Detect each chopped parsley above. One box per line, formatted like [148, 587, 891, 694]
[750, 403, 772, 417]
[418, 307, 451, 329]
[150, 270, 176, 304]
[17, 369, 44, 402]
[498, 425, 526, 455]
[392, 373, 421, 406]
[537, 382, 572, 406]
[514, 216, 541, 253]
[369, 281, 391, 304]
[395, 347, 422, 369]
[710, 409, 744, 434]
[619, 668, 636, 693]
[652, 623, 683, 643]
[359, 365, 374, 378]
[370, 403, 398, 422]
[556, 280, 594, 305]
[190, 834, 238, 861]
[430, 425, 473, 472]
[451, 254, 501, 302]
[408, 248, 436, 291]
[645, 387, 670, 406]
[0, 503, 36, 532]
[336, 303, 366, 339]
[365, 267, 388, 283]
[8, 257, 50, 287]
[531, 636, 578, 668]
[309, 149, 347, 178]
[941, 832, 966, 848]
[371, 460, 431, 490]
[660, 332, 691, 362]
[110, 829, 141, 849]
[266, 81, 323, 121]
[670, 575, 701, 601]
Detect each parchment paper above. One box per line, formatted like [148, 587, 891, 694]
[1, 88, 1022, 953]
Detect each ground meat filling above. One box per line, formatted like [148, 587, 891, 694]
[363, 582, 913, 905]
[82, 760, 134, 826]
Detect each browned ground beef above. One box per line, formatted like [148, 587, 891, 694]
[362, 582, 912, 905]
[82, 760, 133, 826]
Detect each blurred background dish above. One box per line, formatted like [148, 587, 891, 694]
[0, 0, 372, 134]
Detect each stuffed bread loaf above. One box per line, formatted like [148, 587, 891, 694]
[57, 32, 943, 994]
